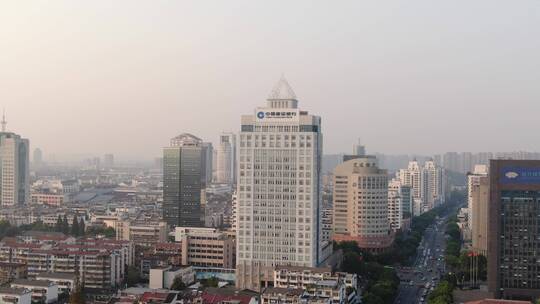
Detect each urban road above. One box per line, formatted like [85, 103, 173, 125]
[394, 216, 448, 304]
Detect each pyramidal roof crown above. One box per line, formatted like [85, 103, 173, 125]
[267, 76, 297, 101]
[170, 133, 202, 147]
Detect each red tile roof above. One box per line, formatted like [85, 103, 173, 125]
[466, 300, 531, 304]
[140, 291, 169, 303]
[200, 292, 253, 304]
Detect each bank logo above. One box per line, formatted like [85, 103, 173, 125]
[505, 171, 519, 179]
[257, 112, 265, 119]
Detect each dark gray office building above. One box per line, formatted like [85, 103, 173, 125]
[163, 133, 206, 227]
[488, 159, 540, 300]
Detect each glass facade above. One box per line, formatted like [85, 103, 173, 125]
[163, 146, 202, 227]
[499, 190, 540, 290]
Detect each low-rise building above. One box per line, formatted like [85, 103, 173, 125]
[115, 220, 167, 248]
[261, 287, 303, 304]
[10, 279, 58, 304]
[36, 272, 77, 295]
[197, 287, 258, 304]
[151, 243, 181, 266]
[1, 238, 133, 290]
[465, 300, 530, 304]
[30, 192, 64, 207]
[274, 266, 333, 289]
[273, 266, 358, 304]
[0, 262, 27, 284]
[149, 266, 195, 289]
[177, 228, 235, 269]
[0, 287, 32, 304]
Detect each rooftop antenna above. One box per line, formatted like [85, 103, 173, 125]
[1, 109, 6, 132]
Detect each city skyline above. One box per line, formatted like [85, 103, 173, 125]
[3, 2, 540, 303]
[2, 1, 540, 160]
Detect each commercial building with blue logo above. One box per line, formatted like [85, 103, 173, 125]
[488, 159, 540, 300]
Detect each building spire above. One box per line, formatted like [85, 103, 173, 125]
[267, 75, 297, 101]
[1, 109, 6, 132]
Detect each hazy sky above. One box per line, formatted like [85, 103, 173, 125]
[1, 1, 539, 161]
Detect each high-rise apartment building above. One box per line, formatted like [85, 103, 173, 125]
[467, 165, 489, 255]
[163, 133, 204, 227]
[216, 132, 237, 185]
[388, 178, 405, 231]
[332, 155, 393, 252]
[0, 117, 30, 207]
[398, 159, 445, 214]
[103, 154, 114, 169]
[488, 160, 540, 300]
[398, 160, 425, 210]
[400, 184, 413, 216]
[387, 187, 401, 231]
[201, 142, 213, 187]
[442, 152, 460, 173]
[33, 148, 42, 167]
[424, 159, 446, 209]
[235, 77, 323, 290]
[353, 139, 366, 157]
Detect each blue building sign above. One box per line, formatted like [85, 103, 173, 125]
[501, 167, 540, 184]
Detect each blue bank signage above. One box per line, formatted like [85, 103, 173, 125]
[255, 108, 299, 121]
[501, 167, 540, 184]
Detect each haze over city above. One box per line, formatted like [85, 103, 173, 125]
[4, 2, 540, 304]
[2, 1, 540, 161]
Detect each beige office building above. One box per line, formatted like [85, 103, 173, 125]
[332, 156, 393, 252]
[179, 229, 236, 269]
[115, 220, 168, 248]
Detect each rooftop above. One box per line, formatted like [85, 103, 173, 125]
[12, 279, 54, 287]
[0, 262, 26, 267]
[275, 265, 332, 274]
[37, 272, 77, 280]
[0, 287, 30, 296]
[262, 287, 304, 296]
[466, 300, 531, 304]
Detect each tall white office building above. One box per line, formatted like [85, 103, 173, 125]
[236, 77, 323, 290]
[0, 115, 30, 206]
[216, 132, 236, 185]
